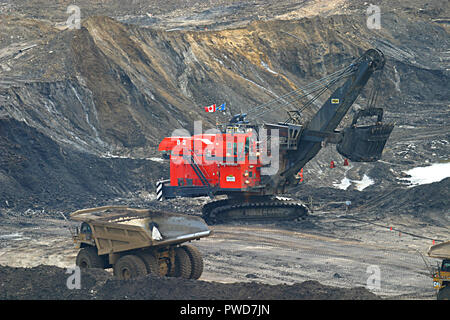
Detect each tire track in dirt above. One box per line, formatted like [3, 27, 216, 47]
[195, 222, 437, 298]
[0, 214, 441, 298]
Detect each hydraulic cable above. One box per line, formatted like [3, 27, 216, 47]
[245, 64, 355, 120]
[248, 67, 356, 122]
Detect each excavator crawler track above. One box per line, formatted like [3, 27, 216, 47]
[202, 198, 308, 224]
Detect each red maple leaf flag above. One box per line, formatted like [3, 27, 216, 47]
[204, 104, 216, 112]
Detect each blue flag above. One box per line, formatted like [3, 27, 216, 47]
[217, 103, 226, 111]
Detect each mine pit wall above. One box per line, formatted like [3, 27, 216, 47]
[0, 3, 448, 212]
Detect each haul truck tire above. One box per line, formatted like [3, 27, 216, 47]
[76, 246, 106, 269]
[169, 247, 192, 279]
[114, 255, 148, 280]
[137, 251, 160, 276]
[437, 286, 450, 300]
[182, 245, 203, 279]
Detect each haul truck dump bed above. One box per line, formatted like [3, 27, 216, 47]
[70, 206, 211, 280]
[428, 240, 450, 260]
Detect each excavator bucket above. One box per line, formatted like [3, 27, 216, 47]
[337, 108, 394, 162]
[337, 123, 394, 162]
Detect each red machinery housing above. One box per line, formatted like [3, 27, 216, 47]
[158, 129, 262, 199]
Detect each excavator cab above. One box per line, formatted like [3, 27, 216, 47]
[337, 108, 394, 162]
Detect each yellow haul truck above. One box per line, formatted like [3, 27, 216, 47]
[70, 206, 211, 280]
[427, 240, 450, 300]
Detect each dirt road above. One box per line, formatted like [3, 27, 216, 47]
[0, 209, 444, 299]
[198, 215, 446, 299]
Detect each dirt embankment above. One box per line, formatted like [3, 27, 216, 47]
[0, 117, 167, 213]
[361, 177, 450, 220]
[0, 265, 380, 300]
[294, 177, 450, 223]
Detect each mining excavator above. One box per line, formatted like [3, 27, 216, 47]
[157, 48, 394, 223]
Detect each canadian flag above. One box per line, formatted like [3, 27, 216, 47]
[204, 104, 216, 112]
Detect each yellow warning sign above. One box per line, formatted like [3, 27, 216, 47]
[331, 98, 340, 104]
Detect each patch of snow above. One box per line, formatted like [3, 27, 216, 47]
[334, 177, 351, 190]
[355, 175, 374, 191]
[260, 60, 278, 74]
[275, 196, 293, 201]
[213, 57, 224, 66]
[0, 233, 27, 241]
[148, 157, 165, 163]
[102, 152, 129, 159]
[334, 174, 374, 191]
[393, 65, 401, 92]
[100, 154, 166, 162]
[403, 162, 450, 186]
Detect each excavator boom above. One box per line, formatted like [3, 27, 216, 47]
[267, 48, 391, 192]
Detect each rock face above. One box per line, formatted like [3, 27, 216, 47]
[0, 0, 449, 212]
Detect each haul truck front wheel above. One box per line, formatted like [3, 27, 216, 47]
[169, 247, 192, 279]
[137, 251, 160, 275]
[437, 286, 450, 300]
[182, 245, 203, 280]
[114, 255, 147, 280]
[76, 246, 106, 269]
